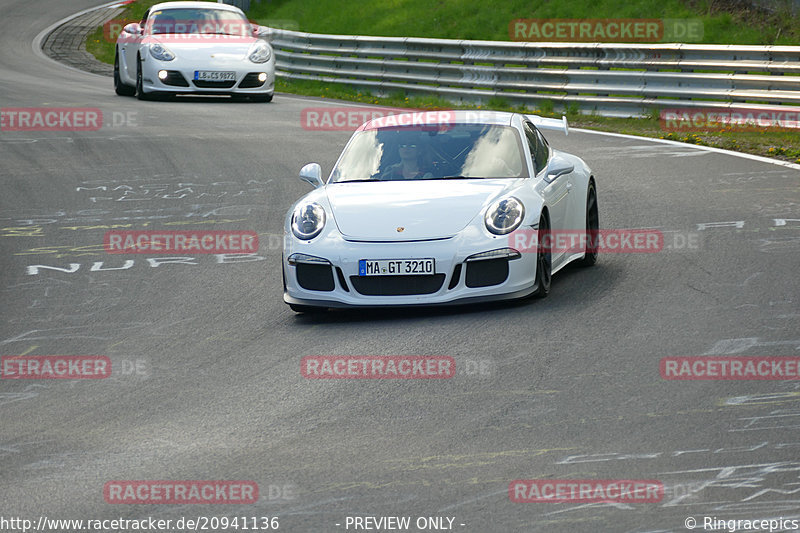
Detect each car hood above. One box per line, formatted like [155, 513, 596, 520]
[145, 36, 259, 61]
[325, 179, 522, 241]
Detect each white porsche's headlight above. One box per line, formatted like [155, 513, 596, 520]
[149, 42, 175, 61]
[484, 197, 525, 235]
[248, 40, 272, 63]
[291, 203, 326, 240]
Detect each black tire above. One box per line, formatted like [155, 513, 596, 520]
[576, 181, 599, 267]
[289, 304, 327, 313]
[114, 53, 135, 96]
[135, 57, 151, 101]
[250, 93, 273, 103]
[532, 214, 552, 299]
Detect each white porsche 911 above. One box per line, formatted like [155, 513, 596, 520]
[114, 1, 275, 101]
[282, 110, 598, 312]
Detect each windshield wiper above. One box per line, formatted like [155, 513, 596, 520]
[435, 175, 517, 180]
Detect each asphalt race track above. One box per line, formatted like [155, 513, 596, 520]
[1, 1, 799, 531]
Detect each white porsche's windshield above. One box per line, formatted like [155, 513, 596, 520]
[330, 124, 528, 183]
[149, 8, 251, 36]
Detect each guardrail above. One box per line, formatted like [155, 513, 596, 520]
[263, 27, 800, 117]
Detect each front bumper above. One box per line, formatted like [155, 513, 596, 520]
[141, 57, 275, 95]
[283, 228, 539, 308]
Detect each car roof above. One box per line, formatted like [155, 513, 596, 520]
[358, 110, 516, 131]
[150, 1, 244, 14]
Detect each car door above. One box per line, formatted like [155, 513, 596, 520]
[524, 122, 570, 262]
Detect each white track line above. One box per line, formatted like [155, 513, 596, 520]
[571, 127, 800, 171]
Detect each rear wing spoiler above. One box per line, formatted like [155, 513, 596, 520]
[526, 115, 569, 136]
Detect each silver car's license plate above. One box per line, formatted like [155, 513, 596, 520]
[194, 71, 236, 81]
[359, 258, 435, 276]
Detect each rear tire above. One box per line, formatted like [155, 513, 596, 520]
[532, 214, 552, 299]
[114, 53, 135, 96]
[576, 181, 599, 267]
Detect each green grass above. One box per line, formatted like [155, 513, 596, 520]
[249, 0, 800, 45]
[90, 0, 800, 46]
[86, 25, 114, 65]
[86, 0, 800, 164]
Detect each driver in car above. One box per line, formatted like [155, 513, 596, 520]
[380, 132, 434, 180]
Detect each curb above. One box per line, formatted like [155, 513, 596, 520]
[34, 0, 125, 77]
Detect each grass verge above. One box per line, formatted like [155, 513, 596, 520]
[249, 0, 800, 45]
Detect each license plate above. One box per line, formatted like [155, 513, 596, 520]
[359, 258, 435, 276]
[194, 71, 236, 81]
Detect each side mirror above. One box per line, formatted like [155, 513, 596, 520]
[257, 26, 273, 41]
[544, 153, 574, 184]
[122, 23, 143, 36]
[299, 163, 324, 189]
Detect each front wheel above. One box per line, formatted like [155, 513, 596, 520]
[135, 57, 151, 101]
[576, 181, 599, 267]
[532, 214, 552, 299]
[114, 53, 135, 96]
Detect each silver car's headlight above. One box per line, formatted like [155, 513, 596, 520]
[291, 203, 326, 240]
[149, 42, 175, 61]
[484, 197, 525, 235]
[248, 40, 272, 63]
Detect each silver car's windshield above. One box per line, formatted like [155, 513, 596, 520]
[330, 124, 528, 183]
[149, 8, 251, 35]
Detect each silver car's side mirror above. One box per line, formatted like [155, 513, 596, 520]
[123, 23, 143, 35]
[299, 163, 324, 189]
[257, 26, 273, 42]
[544, 153, 574, 184]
